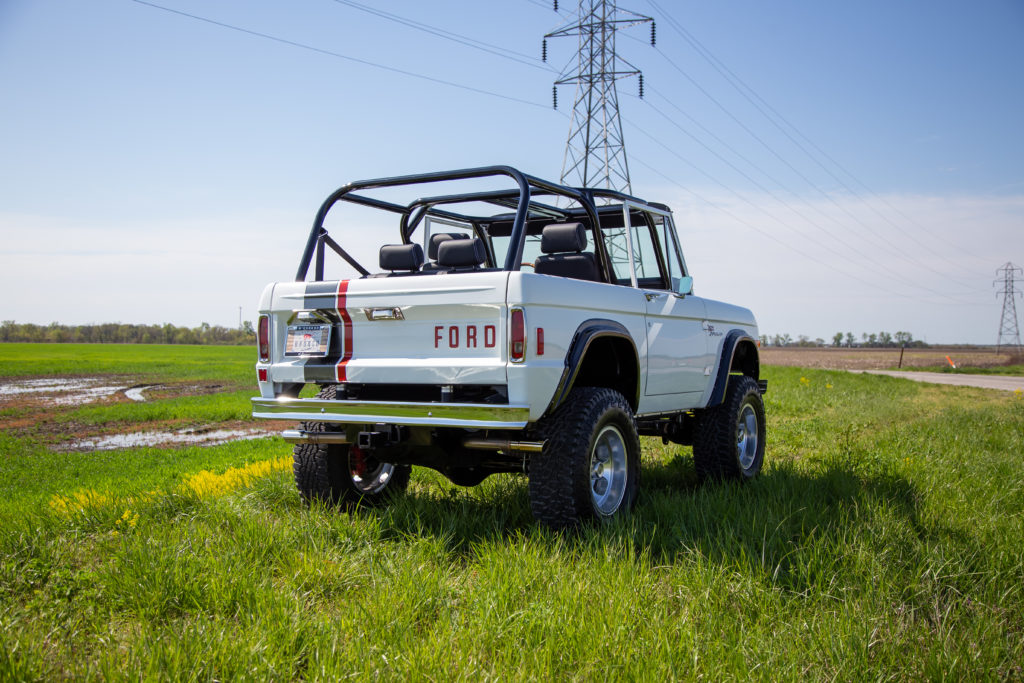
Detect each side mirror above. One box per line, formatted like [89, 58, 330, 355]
[673, 276, 693, 296]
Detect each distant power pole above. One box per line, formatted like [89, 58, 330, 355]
[544, 0, 654, 193]
[994, 262, 1023, 353]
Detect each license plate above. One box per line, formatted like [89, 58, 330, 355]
[284, 324, 332, 357]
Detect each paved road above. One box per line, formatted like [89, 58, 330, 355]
[860, 370, 1024, 392]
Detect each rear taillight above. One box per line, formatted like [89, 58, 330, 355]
[258, 315, 270, 362]
[510, 308, 526, 363]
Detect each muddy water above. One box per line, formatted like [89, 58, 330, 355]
[0, 378, 126, 405]
[67, 427, 275, 451]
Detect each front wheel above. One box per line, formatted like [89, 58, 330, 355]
[693, 375, 765, 482]
[528, 387, 640, 529]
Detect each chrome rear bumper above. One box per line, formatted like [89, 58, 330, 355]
[252, 397, 530, 429]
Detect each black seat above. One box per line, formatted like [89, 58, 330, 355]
[422, 232, 470, 271]
[437, 237, 487, 269]
[377, 243, 424, 275]
[533, 222, 599, 282]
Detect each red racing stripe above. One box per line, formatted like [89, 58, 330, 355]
[335, 280, 353, 381]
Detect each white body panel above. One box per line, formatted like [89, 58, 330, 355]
[507, 272, 647, 421]
[257, 268, 758, 425]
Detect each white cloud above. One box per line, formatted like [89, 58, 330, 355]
[1, 191, 1021, 344]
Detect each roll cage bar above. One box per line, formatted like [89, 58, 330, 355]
[294, 165, 657, 283]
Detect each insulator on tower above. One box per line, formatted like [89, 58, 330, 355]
[650, 22, 656, 46]
[638, 74, 644, 98]
[542, 38, 547, 62]
[553, 0, 558, 10]
[542, 1, 655, 192]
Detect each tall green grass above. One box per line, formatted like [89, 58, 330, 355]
[0, 355, 1022, 680]
[0, 343, 255, 384]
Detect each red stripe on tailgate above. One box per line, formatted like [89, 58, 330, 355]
[335, 280, 353, 381]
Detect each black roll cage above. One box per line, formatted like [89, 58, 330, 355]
[294, 165, 659, 283]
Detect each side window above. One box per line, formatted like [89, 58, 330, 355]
[630, 222, 664, 289]
[603, 218, 663, 287]
[604, 226, 633, 285]
[656, 216, 688, 293]
[602, 210, 670, 289]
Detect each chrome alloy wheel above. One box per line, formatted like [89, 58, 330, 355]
[736, 403, 759, 471]
[590, 424, 629, 515]
[350, 456, 393, 493]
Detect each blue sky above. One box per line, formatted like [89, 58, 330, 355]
[1, 0, 1022, 344]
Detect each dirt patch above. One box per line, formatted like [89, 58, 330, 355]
[762, 347, 1022, 371]
[0, 377, 235, 414]
[64, 426, 274, 451]
[44, 419, 294, 452]
[0, 377, 128, 406]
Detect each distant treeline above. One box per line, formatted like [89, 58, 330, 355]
[0, 320, 255, 345]
[761, 331, 929, 348]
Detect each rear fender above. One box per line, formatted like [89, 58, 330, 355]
[545, 319, 640, 413]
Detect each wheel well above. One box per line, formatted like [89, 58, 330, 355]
[730, 339, 760, 380]
[573, 336, 639, 410]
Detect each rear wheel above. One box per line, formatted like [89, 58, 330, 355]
[292, 386, 410, 508]
[528, 387, 640, 529]
[693, 375, 765, 482]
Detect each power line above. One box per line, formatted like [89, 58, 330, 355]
[641, 87, 983, 293]
[329, 0, 552, 71]
[129, 0, 549, 109]
[643, 43, 984, 291]
[625, 112, 979, 301]
[645, 0, 992, 270]
[638, 96, 962, 296]
[628, 154, 979, 307]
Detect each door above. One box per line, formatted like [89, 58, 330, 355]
[610, 203, 711, 396]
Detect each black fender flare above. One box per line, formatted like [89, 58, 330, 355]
[546, 319, 640, 413]
[706, 329, 761, 408]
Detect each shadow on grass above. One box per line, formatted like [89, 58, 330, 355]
[341, 450, 966, 596]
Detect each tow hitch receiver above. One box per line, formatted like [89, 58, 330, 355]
[357, 423, 407, 450]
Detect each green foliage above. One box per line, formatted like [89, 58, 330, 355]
[0, 352, 1022, 679]
[0, 320, 253, 345]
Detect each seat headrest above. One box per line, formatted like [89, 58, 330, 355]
[427, 232, 471, 260]
[379, 243, 424, 272]
[437, 237, 487, 268]
[540, 223, 587, 254]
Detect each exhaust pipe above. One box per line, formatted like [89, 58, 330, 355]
[281, 429, 350, 445]
[461, 437, 545, 453]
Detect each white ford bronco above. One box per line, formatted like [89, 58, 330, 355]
[253, 166, 766, 528]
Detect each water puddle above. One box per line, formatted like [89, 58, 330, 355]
[125, 385, 159, 402]
[65, 427, 276, 451]
[0, 377, 129, 406]
[0, 377, 159, 406]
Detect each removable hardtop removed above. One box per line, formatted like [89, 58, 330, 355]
[253, 166, 765, 528]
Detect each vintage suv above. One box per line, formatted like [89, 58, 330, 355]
[253, 166, 765, 528]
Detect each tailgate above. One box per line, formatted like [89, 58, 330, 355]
[264, 272, 511, 386]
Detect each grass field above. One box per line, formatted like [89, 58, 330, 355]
[1, 344, 1023, 680]
[762, 346, 1024, 375]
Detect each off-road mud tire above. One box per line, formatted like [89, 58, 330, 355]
[292, 385, 410, 508]
[528, 387, 640, 530]
[693, 375, 765, 483]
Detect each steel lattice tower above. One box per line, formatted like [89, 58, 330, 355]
[544, 1, 653, 193]
[995, 262, 1023, 353]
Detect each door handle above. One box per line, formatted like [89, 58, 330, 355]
[644, 292, 666, 302]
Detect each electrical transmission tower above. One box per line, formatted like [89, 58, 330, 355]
[995, 262, 1023, 353]
[544, 0, 654, 193]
